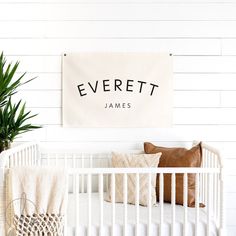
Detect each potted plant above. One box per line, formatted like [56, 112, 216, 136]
[0, 52, 41, 152]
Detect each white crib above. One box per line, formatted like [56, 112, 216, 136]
[0, 142, 225, 236]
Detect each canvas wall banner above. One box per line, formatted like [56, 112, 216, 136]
[62, 53, 173, 127]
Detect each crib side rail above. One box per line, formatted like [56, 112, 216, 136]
[69, 167, 219, 174]
[0, 142, 40, 168]
[68, 167, 222, 236]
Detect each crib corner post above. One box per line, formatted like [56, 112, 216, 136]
[219, 166, 225, 236]
[0, 152, 7, 236]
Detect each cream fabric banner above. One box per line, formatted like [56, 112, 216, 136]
[62, 53, 173, 127]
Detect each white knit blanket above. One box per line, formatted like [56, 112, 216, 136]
[6, 167, 68, 235]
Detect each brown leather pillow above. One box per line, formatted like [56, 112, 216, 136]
[144, 142, 203, 207]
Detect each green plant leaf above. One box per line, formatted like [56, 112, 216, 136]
[0, 52, 36, 107]
[0, 99, 41, 141]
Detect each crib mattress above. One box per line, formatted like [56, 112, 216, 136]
[66, 193, 218, 236]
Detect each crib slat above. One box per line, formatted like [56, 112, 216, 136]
[210, 152, 215, 220]
[23, 149, 26, 165]
[10, 154, 13, 167]
[81, 154, 85, 193]
[30, 147, 34, 165]
[203, 172, 206, 206]
[213, 155, 218, 222]
[29, 147, 32, 165]
[204, 150, 208, 204]
[111, 173, 115, 236]
[27, 149, 29, 165]
[36, 145, 39, 166]
[75, 174, 80, 236]
[15, 153, 18, 166]
[23, 150, 25, 165]
[217, 173, 220, 226]
[20, 151, 23, 165]
[35, 145, 39, 166]
[106, 154, 110, 193]
[55, 153, 58, 166]
[159, 173, 164, 236]
[99, 174, 104, 236]
[15, 153, 17, 166]
[31, 147, 34, 165]
[16, 153, 19, 167]
[135, 173, 139, 236]
[26, 149, 28, 165]
[64, 153, 67, 167]
[88, 174, 92, 236]
[148, 173, 152, 235]
[183, 173, 188, 236]
[31, 146, 34, 166]
[25, 149, 29, 166]
[123, 173, 127, 236]
[47, 153, 49, 166]
[21, 150, 23, 165]
[28, 149, 30, 165]
[171, 173, 176, 236]
[72, 154, 76, 168]
[195, 173, 200, 236]
[22, 150, 24, 165]
[28, 147, 31, 165]
[11, 153, 13, 167]
[24, 150, 27, 165]
[33, 146, 36, 165]
[89, 154, 93, 168]
[214, 171, 216, 222]
[220, 172, 224, 235]
[214, 158, 217, 222]
[207, 173, 212, 236]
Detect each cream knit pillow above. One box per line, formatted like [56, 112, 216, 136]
[105, 152, 161, 206]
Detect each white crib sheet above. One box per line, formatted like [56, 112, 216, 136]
[66, 193, 218, 236]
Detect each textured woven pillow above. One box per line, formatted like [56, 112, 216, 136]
[105, 152, 161, 206]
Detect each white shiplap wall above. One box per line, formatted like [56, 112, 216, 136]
[1, 1, 236, 235]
